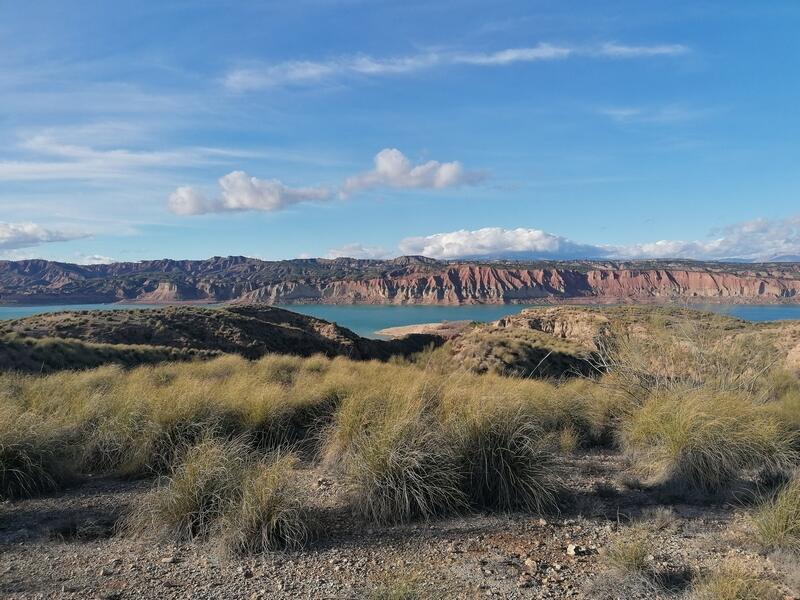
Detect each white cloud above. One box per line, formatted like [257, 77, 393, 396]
[599, 105, 708, 124]
[399, 227, 606, 260]
[224, 42, 688, 91]
[396, 215, 800, 262]
[342, 149, 484, 195]
[598, 43, 689, 57]
[0, 222, 88, 250]
[76, 254, 115, 265]
[168, 171, 333, 215]
[167, 186, 219, 216]
[615, 215, 800, 261]
[170, 149, 483, 215]
[0, 130, 266, 182]
[325, 243, 389, 260]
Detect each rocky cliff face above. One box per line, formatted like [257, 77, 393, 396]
[1, 257, 799, 305]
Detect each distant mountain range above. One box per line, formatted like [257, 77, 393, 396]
[1, 255, 799, 305]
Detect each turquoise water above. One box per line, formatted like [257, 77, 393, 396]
[281, 303, 800, 338]
[0, 303, 160, 321]
[1, 302, 800, 339]
[278, 304, 542, 337]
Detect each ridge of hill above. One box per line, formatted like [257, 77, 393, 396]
[1, 256, 800, 305]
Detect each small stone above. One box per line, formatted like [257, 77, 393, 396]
[566, 544, 577, 556]
[98, 567, 113, 576]
[161, 556, 177, 564]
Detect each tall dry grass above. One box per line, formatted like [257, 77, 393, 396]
[620, 388, 796, 494]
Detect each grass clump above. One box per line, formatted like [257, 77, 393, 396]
[604, 524, 653, 574]
[753, 476, 800, 554]
[342, 421, 466, 524]
[125, 436, 310, 552]
[124, 436, 253, 541]
[0, 409, 74, 499]
[220, 454, 310, 554]
[450, 408, 561, 512]
[691, 562, 781, 600]
[620, 388, 795, 495]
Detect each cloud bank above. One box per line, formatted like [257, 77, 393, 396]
[169, 149, 482, 215]
[0, 222, 87, 251]
[395, 215, 800, 262]
[399, 227, 605, 260]
[225, 42, 689, 91]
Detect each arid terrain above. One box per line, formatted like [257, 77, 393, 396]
[2, 256, 800, 306]
[2, 305, 800, 599]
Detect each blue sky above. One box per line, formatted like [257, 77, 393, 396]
[1, 0, 799, 263]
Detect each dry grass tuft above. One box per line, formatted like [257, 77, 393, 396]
[604, 524, 653, 574]
[123, 436, 253, 541]
[753, 476, 800, 554]
[450, 408, 561, 512]
[219, 454, 310, 554]
[342, 420, 466, 524]
[0, 409, 74, 499]
[691, 562, 781, 600]
[620, 388, 796, 495]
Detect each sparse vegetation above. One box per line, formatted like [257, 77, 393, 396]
[219, 453, 310, 554]
[691, 562, 782, 600]
[2, 302, 800, 599]
[620, 388, 795, 495]
[753, 475, 800, 554]
[124, 436, 310, 552]
[0, 408, 75, 499]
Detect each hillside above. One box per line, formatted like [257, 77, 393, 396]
[1, 256, 800, 305]
[0, 304, 440, 372]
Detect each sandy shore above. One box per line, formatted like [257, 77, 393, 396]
[375, 320, 473, 339]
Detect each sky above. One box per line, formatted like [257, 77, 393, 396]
[1, 0, 799, 264]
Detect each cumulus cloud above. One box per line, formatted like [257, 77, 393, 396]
[325, 243, 389, 260]
[225, 42, 688, 91]
[342, 149, 484, 195]
[399, 227, 607, 260]
[0, 222, 87, 250]
[396, 215, 800, 262]
[168, 171, 333, 215]
[170, 149, 482, 215]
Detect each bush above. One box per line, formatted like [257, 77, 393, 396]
[691, 562, 781, 600]
[753, 476, 800, 554]
[342, 421, 466, 524]
[620, 388, 796, 495]
[0, 410, 74, 499]
[124, 436, 253, 541]
[220, 454, 310, 554]
[450, 409, 560, 512]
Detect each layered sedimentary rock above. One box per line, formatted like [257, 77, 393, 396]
[1, 256, 799, 305]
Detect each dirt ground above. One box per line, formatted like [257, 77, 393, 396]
[1, 451, 795, 600]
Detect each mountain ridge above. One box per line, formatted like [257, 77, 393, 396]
[1, 256, 800, 305]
